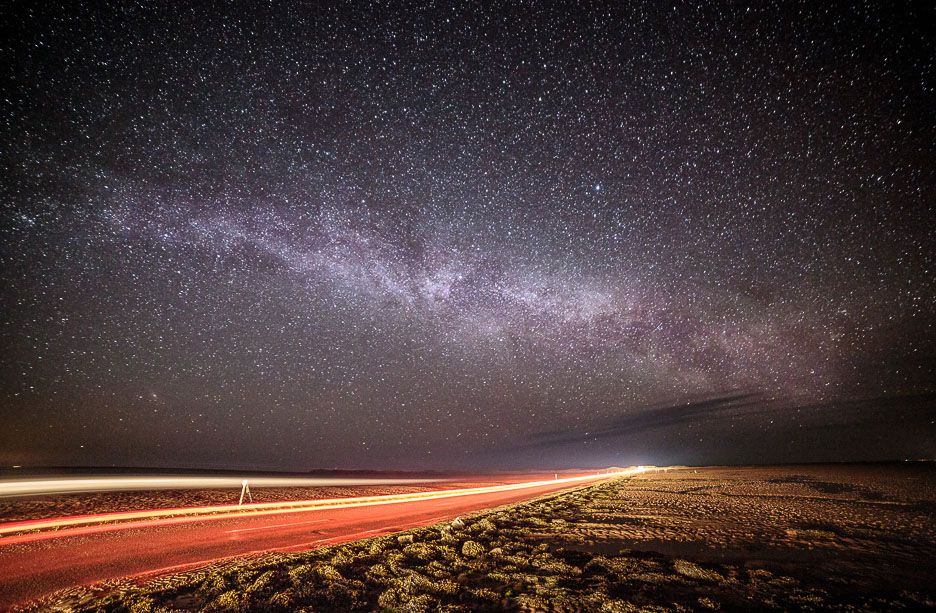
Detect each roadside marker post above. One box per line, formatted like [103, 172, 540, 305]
[239, 480, 253, 506]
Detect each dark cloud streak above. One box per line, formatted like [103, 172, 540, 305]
[519, 393, 936, 457]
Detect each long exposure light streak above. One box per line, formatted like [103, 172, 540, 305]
[0, 475, 440, 497]
[0, 468, 648, 544]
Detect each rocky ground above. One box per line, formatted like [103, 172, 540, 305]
[26, 464, 936, 612]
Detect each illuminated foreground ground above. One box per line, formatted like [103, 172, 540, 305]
[12, 464, 935, 612]
[0, 469, 639, 608]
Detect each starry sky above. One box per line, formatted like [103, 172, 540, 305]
[2, 1, 934, 471]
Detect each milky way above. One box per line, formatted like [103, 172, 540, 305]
[2, 2, 934, 469]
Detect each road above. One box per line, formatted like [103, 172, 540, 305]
[0, 470, 638, 608]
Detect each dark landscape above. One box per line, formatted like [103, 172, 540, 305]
[15, 465, 935, 612]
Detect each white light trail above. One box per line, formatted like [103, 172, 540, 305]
[0, 475, 441, 498]
[0, 467, 650, 540]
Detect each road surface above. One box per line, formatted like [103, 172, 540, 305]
[0, 470, 637, 608]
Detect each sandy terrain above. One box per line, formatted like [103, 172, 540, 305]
[560, 465, 936, 588]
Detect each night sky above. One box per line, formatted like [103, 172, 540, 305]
[2, 2, 934, 471]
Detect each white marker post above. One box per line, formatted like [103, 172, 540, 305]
[238, 479, 252, 506]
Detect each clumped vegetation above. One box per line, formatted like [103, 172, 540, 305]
[32, 467, 936, 612]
